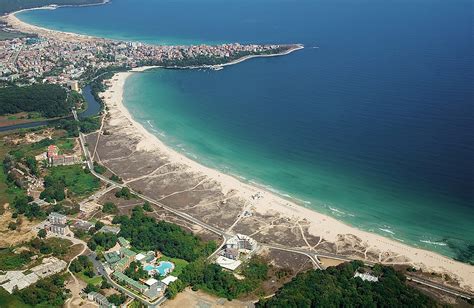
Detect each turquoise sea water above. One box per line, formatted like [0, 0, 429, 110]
[18, 0, 474, 262]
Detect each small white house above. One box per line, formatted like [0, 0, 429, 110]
[161, 275, 178, 286]
[135, 253, 146, 263]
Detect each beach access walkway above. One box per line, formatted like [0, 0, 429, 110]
[72, 109, 473, 302]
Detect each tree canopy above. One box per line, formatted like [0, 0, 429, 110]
[0, 84, 71, 118]
[257, 261, 435, 307]
[114, 206, 216, 262]
[14, 274, 67, 307]
[87, 231, 117, 251]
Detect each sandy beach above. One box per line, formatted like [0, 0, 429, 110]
[100, 68, 474, 291]
[5, 5, 474, 293]
[3, 8, 106, 43]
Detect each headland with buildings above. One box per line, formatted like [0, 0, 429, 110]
[0, 4, 472, 306]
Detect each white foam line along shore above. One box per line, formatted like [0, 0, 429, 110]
[6, 6, 474, 292]
[105, 67, 473, 291]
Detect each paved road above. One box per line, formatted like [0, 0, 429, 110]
[88, 251, 167, 307]
[407, 276, 472, 300]
[262, 243, 323, 270]
[73, 109, 473, 302]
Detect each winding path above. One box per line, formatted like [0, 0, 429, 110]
[73, 108, 474, 301]
[59, 236, 88, 308]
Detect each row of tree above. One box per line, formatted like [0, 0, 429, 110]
[52, 117, 101, 137]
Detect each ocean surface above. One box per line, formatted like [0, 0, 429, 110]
[18, 0, 474, 262]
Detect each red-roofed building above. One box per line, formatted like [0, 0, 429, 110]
[47, 145, 59, 158]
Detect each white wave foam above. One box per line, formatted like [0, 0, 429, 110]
[378, 228, 395, 235]
[327, 206, 354, 217]
[247, 180, 312, 206]
[329, 206, 346, 215]
[420, 240, 447, 246]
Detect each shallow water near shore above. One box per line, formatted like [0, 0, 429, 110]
[18, 0, 474, 261]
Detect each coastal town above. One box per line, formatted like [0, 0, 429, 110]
[0, 2, 473, 308]
[0, 12, 301, 86]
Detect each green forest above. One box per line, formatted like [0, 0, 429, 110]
[168, 256, 270, 300]
[0, 0, 103, 14]
[0, 84, 71, 118]
[257, 261, 435, 307]
[14, 274, 67, 307]
[113, 206, 216, 262]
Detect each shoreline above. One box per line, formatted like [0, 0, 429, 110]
[103, 68, 474, 291]
[4, 3, 111, 42]
[4, 1, 474, 292]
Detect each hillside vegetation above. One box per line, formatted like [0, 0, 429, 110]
[0, 84, 71, 118]
[257, 261, 435, 307]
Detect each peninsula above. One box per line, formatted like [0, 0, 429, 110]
[0, 3, 472, 308]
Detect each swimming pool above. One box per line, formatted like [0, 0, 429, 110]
[144, 261, 174, 276]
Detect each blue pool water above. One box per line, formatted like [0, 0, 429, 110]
[144, 261, 174, 276]
[17, 0, 474, 262]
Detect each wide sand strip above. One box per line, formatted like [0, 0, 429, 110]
[4, 10, 104, 43]
[102, 69, 474, 291]
[5, 8, 474, 292]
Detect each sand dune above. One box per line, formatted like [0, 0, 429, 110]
[102, 69, 474, 291]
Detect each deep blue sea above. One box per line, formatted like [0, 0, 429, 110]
[18, 0, 474, 261]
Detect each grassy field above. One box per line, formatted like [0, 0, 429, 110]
[158, 255, 189, 277]
[0, 288, 31, 308]
[0, 30, 28, 41]
[0, 140, 11, 207]
[43, 237, 73, 259]
[0, 248, 32, 271]
[77, 271, 103, 286]
[0, 140, 25, 207]
[56, 138, 75, 152]
[9, 138, 54, 161]
[48, 165, 100, 197]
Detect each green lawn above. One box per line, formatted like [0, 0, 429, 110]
[56, 138, 75, 152]
[77, 271, 102, 286]
[158, 256, 188, 277]
[0, 248, 32, 271]
[9, 138, 55, 161]
[49, 165, 100, 197]
[43, 238, 73, 259]
[0, 288, 31, 308]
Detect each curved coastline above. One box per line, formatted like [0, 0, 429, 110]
[8, 7, 474, 292]
[107, 67, 474, 291]
[6, 4, 111, 42]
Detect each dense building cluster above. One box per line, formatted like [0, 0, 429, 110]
[0, 34, 288, 86]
